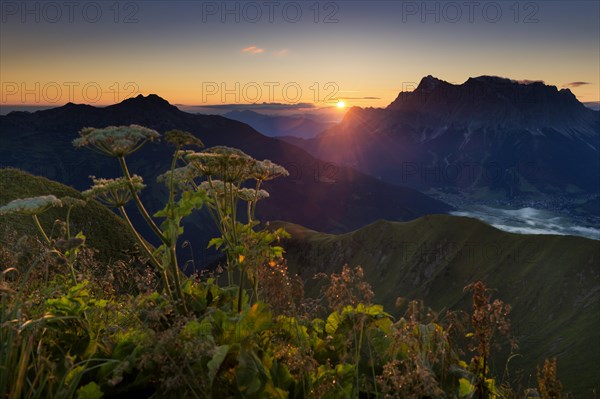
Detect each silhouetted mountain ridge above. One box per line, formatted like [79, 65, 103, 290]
[0, 95, 452, 245]
[290, 76, 600, 198]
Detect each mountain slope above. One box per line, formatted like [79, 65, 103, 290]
[0, 95, 452, 240]
[277, 215, 600, 396]
[292, 76, 600, 199]
[0, 168, 138, 262]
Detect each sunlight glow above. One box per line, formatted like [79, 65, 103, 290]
[336, 101, 346, 109]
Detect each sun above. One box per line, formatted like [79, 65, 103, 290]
[336, 100, 346, 109]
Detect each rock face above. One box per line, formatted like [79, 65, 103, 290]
[293, 76, 600, 198]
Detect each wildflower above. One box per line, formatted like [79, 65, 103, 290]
[185, 146, 257, 182]
[237, 187, 270, 202]
[163, 130, 204, 148]
[252, 159, 289, 181]
[73, 124, 160, 157]
[197, 180, 231, 199]
[59, 196, 86, 208]
[157, 165, 201, 190]
[83, 175, 145, 207]
[0, 195, 63, 216]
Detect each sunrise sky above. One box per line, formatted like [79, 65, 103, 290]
[1, 0, 599, 110]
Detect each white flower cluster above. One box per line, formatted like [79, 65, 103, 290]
[238, 187, 270, 202]
[186, 146, 256, 182]
[198, 180, 269, 203]
[83, 175, 145, 207]
[73, 124, 160, 157]
[157, 165, 201, 191]
[60, 196, 87, 208]
[0, 195, 63, 216]
[252, 159, 289, 181]
[185, 147, 288, 184]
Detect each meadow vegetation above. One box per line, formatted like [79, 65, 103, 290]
[0, 125, 567, 398]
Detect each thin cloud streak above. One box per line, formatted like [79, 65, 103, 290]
[563, 81, 591, 88]
[242, 46, 265, 54]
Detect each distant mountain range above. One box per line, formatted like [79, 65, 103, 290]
[224, 110, 335, 138]
[284, 76, 600, 200]
[0, 94, 451, 248]
[276, 215, 600, 396]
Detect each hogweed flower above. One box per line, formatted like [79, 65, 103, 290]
[186, 146, 257, 182]
[73, 124, 160, 157]
[0, 195, 63, 216]
[83, 175, 145, 208]
[163, 129, 204, 149]
[157, 165, 201, 191]
[198, 180, 230, 199]
[252, 159, 289, 181]
[59, 196, 87, 208]
[237, 187, 270, 202]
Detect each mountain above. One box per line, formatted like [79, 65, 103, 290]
[290, 76, 600, 199]
[224, 110, 335, 138]
[275, 215, 600, 396]
[0, 95, 452, 249]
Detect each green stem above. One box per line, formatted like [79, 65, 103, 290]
[169, 246, 188, 314]
[237, 266, 245, 313]
[66, 255, 78, 286]
[118, 206, 172, 298]
[65, 205, 73, 239]
[118, 156, 167, 244]
[166, 150, 188, 313]
[32, 215, 50, 244]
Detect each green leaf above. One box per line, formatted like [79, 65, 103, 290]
[208, 345, 229, 385]
[77, 382, 104, 399]
[325, 311, 341, 335]
[459, 377, 475, 397]
[208, 237, 224, 249]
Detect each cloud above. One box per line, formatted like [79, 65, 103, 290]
[338, 96, 381, 100]
[242, 46, 265, 54]
[273, 49, 289, 56]
[563, 81, 591, 88]
[515, 79, 545, 85]
[183, 102, 316, 112]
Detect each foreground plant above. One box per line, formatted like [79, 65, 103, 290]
[75, 126, 289, 314]
[182, 146, 289, 311]
[0, 195, 86, 285]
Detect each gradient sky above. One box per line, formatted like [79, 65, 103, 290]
[1, 0, 598, 109]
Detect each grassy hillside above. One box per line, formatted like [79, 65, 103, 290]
[0, 168, 138, 262]
[277, 215, 600, 396]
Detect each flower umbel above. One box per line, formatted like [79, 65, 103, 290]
[185, 146, 257, 182]
[59, 196, 87, 208]
[237, 187, 270, 202]
[252, 159, 289, 181]
[83, 175, 146, 207]
[157, 165, 201, 191]
[163, 130, 204, 149]
[0, 195, 63, 216]
[73, 124, 160, 157]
